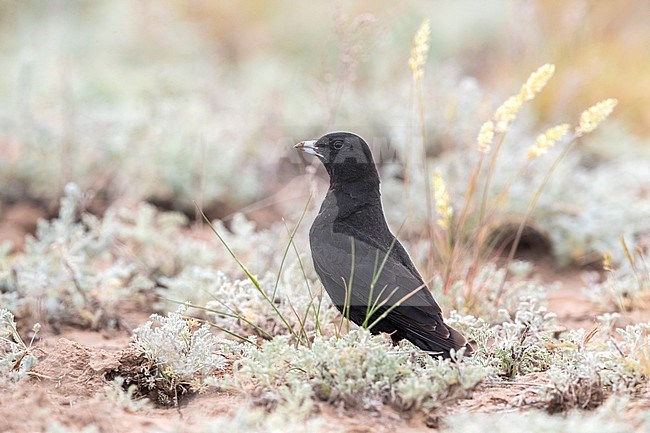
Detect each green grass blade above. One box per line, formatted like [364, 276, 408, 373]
[194, 202, 301, 341]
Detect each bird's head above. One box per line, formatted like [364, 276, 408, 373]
[295, 131, 379, 186]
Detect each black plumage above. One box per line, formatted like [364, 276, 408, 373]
[295, 131, 472, 359]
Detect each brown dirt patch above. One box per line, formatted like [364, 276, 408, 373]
[30, 338, 120, 401]
[0, 203, 47, 252]
[0, 332, 243, 433]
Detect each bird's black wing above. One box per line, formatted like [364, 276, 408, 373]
[311, 224, 466, 353]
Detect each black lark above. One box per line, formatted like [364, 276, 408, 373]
[295, 131, 472, 359]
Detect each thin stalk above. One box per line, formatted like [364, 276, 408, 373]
[484, 162, 531, 222]
[286, 298, 310, 347]
[313, 289, 325, 337]
[204, 321, 260, 346]
[478, 133, 507, 227]
[620, 236, 643, 292]
[336, 243, 355, 338]
[194, 136, 207, 226]
[336, 277, 352, 338]
[281, 219, 321, 335]
[405, 83, 414, 223]
[194, 203, 302, 342]
[281, 221, 313, 299]
[415, 79, 435, 280]
[496, 136, 579, 301]
[443, 154, 485, 293]
[298, 296, 316, 341]
[182, 312, 260, 346]
[467, 160, 532, 285]
[345, 238, 355, 334]
[362, 283, 393, 328]
[364, 250, 381, 323]
[169, 298, 273, 340]
[272, 196, 312, 300]
[366, 283, 426, 331]
[364, 233, 401, 322]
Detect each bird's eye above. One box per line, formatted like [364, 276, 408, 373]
[333, 140, 344, 150]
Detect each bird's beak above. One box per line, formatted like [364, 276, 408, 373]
[294, 140, 323, 157]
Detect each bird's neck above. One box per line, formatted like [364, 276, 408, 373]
[326, 178, 382, 217]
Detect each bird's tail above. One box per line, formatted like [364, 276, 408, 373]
[407, 323, 473, 360]
[447, 325, 474, 358]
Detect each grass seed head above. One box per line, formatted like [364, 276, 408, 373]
[576, 98, 618, 136]
[528, 123, 571, 159]
[477, 120, 495, 154]
[408, 19, 430, 81]
[492, 64, 555, 134]
[493, 95, 524, 133]
[433, 170, 453, 229]
[519, 64, 555, 102]
[602, 252, 613, 272]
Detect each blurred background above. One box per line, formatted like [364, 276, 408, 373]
[0, 0, 648, 267]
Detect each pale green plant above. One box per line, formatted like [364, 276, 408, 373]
[158, 261, 338, 341]
[46, 423, 99, 433]
[1, 184, 154, 329]
[0, 309, 39, 383]
[130, 307, 231, 405]
[225, 328, 486, 412]
[103, 376, 153, 413]
[600, 323, 650, 391]
[172, 402, 328, 433]
[443, 401, 636, 433]
[449, 297, 556, 378]
[522, 321, 650, 412]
